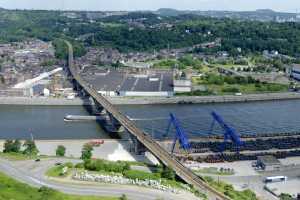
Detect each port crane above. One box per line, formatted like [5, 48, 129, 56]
[165, 113, 191, 154]
[210, 111, 244, 153]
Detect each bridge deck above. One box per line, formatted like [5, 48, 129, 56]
[65, 41, 231, 200]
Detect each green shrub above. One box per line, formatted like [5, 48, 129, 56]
[3, 140, 21, 153]
[84, 159, 130, 173]
[123, 170, 160, 180]
[56, 145, 66, 157]
[161, 167, 175, 180]
[23, 140, 39, 156]
[222, 87, 240, 93]
[75, 163, 84, 169]
[120, 194, 128, 200]
[81, 143, 94, 160]
[64, 162, 74, 168]
[280, 193, 293, 200]
[203, 176, 258, 200]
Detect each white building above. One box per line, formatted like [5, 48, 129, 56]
[173, 80, 192, 93]
[119, 91, 173, 97]
[291, 64, 300, 81]
[43, 88, 50, 97]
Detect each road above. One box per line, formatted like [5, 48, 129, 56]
[0, 158, 199, 200]
[197, 166, 300, 200]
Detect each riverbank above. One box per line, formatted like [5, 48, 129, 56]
[0, 92, 300, 105]
[0, 139, 138, 161]
[110, 92, 300, 105]
[0, 96, 90, 106]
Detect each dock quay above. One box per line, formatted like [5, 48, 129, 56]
[1, 92, 300, 106]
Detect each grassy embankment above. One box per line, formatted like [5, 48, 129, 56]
[193, 167, 234, 176]
[204, 176, 258, 200]
[0, 152, 40, 161]
[182, 74, 289, 96]
[46, 160, 183, 189]
[47, 160, 207, 199]
[0, 171, 118, 200]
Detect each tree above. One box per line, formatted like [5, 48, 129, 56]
[81, 143, 93, 160]
[52, 39, 68, 59]
[56, 145, 66, 157]
[161, 167, 175, 180]
[23, 140, 39, 155]
[12, 140, 21, 153]
[3, 140, 14, 153]
[279, 193, 293, 200]
[3, 139, 21, 153]
[120, 194, 128, 200]
[38, 186, 57, 200]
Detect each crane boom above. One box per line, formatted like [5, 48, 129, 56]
[211, 111, 244, 152]
[166, 113, 191, 154]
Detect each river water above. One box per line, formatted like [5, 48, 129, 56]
[1, 100, 300, 140]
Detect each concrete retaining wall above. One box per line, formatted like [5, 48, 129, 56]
[0, 92, 300, 106]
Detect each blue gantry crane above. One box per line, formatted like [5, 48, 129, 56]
[165, 113, 191, 154]
[210, 111, 244, 153]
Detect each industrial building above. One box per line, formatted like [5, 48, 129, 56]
[257, 155, 281, 171]
[82, 68, 174, 97]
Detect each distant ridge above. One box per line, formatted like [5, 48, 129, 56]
[255, 9, 275, 13]
[154, 8, 297, 22]
[155, 8, 291, 16]
[156, 8, 181, 16]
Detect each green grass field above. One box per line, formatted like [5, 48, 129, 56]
[46, 165, 69, 177]
[193, 167, 234, 176]
[0, 152, 39, 161]
[0, 172, 118, 200]
[204, 176, 258, 200]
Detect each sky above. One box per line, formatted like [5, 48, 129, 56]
[0, 0, 300, 12]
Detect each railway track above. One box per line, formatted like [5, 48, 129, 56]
[65, 41, 231, 200]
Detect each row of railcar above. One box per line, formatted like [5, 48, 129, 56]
[186, 150, 300, 163]
[190, 136, 300, 153]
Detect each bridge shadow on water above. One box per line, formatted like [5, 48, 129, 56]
[78, 95, 123, 139]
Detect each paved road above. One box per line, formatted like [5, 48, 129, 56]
[0, 158, 199, 200]
[198, 166, 300, 200]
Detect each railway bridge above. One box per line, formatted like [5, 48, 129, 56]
[65, 41, 231, 200]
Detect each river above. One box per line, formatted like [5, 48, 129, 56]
[1, 100, 300, 140]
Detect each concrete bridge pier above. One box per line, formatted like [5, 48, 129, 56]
[129, 135, 146, 155]
[94, 101, 106, 115]
[105, 113, 125, 133]
[73, 82, 89, 98]
[80, 89, 90, 97]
